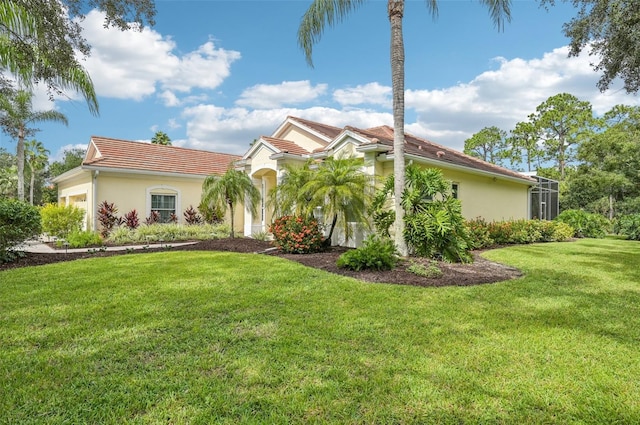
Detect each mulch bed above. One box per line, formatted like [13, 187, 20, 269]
[1, 238, 522, 287]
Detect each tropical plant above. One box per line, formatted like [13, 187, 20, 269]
[40, 203, 84, 238]
[123, 209, 140, 230]
[201, 169, 260, 238]
[336, 234, 399, 271]
[183, 205, 203, 225]
[267, 160, 315, 218]
[372, 165, 471, 263]
[0, 90, 67, 201]
[0, 198, 41, 263]
[97, 201, 123, 237]
[24, 139, 49, 205]
[63, 230, 103, 248]
[151, 131, 171, 146]
[298, 0, 512, 255]
[145, 210, 160, 225]
[303, 156, 370, 245]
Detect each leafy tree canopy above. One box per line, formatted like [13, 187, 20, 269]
[541, 0, 640, 93]
[1, 0, 155, 113]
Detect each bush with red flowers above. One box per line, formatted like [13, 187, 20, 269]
[269, 215, 324, 254]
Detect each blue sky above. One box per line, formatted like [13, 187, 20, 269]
[2, 0, 639, 162]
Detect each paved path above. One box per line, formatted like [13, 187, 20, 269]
[16, 240, 198, 254]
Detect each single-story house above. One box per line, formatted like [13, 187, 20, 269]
[55, 117, 537, 243]
[237, 116, 537, 245]
[52, 136, 242, 231]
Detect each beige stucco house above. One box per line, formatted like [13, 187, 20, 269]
[237, 116, 536, 245]
[52, 137, 241, 231]
[55, 117, 536, 243]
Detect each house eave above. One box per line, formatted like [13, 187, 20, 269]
[51, 166, 87, 183]
[81, 165, 209, 180]
[269, 153, 311, 161]
[380, 153, 537, 186]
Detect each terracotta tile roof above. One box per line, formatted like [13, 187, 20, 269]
[287, 116, 343, 141]
[84, 136, 241, 176]
[349, 126, 535, 182]
[261, 136, 311, 156]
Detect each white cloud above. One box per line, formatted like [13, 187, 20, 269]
[404, 46, 640, 150]
[180, 105, 392, 155]
[236, 81, 328, 109]
[333, 82, 391, 106]
[51, 144, 87, 162]
[78, 11, 240, 101]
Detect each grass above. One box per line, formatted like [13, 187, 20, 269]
[1, 238, 639, 423]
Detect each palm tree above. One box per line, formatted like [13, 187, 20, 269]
[151, 131, 172, 146]
[201, 169, 261, 238]
[301, 156, 370, 245]
[267, 160, 316, 218]
[0, 2, 99, 115]
[298, 0, 512, 255]
[0, 90, 67, 201]
[24, 139, 49, 204]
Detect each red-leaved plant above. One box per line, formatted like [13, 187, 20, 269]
[97, 201, 123, 237]
[124, 209, 140, 230]
[269, 215, 324, 254]
[183, 205, 203, 225]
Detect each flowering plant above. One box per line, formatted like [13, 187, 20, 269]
[269, 215, 324, 254]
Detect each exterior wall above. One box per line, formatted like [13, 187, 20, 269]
[277, 126, 327, 153]
[379, 162, 530, 222]
[57, 171, 93, 230]
[332, 140, 363, 159]
[59, 170, 244, 235]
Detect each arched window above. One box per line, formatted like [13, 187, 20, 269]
[146, 186, 181, 223]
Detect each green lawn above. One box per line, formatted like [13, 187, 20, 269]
[1, 239, 639, 424]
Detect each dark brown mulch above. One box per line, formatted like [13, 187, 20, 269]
[1, 238, 522, 287]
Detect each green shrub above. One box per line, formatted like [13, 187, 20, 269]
[0, 199, 41, 263]
[40, 203, 84, 238]
[616, 213, 640, 241]
[555, 209, 609, 238]
[106, 223, 231, 245]
[465, 218, 575, 248]
[337, 235, 399, 271]
[269, 215, 324, 254]
[407, 260, 443, 278]
[465, 217, 494, 249]
[60, 230, 103, 248]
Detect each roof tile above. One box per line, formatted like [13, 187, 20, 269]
[84, 137, 241, 176]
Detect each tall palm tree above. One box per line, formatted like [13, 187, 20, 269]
[0, 2, 99, 115]
[201, 169, 261, 238]
[24, 139, 49, 205]
[302, 156, 370, 245]
[298, 0, 512, 255]
[151, 131, 172, 146]
[0, 90, 67, 201]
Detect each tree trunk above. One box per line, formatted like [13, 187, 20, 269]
[609, 193, 614, 220]
[229, 201, 235, 238]
[17, 126, 25, 201]
[388, 0, 408, 256]
[29, 164, 35, 205]
[324, 213, 339, 247]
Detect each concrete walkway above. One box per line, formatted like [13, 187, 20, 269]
[17, 239, 198, 254]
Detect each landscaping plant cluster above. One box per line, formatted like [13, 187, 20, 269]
[269, 215, 324, 254]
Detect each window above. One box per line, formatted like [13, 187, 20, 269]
[451, 183, 459, 199]
[151, 194, 176, 223]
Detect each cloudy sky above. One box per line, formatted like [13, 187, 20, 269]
[2, 0, 639, 161]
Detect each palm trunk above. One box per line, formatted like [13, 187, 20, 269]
[17, 126, 25, 201]
[229, 201, 235, 238]
[324, 213, 338, 247]
[388, 0, 408, 256]
[29, 164, 35, 205]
